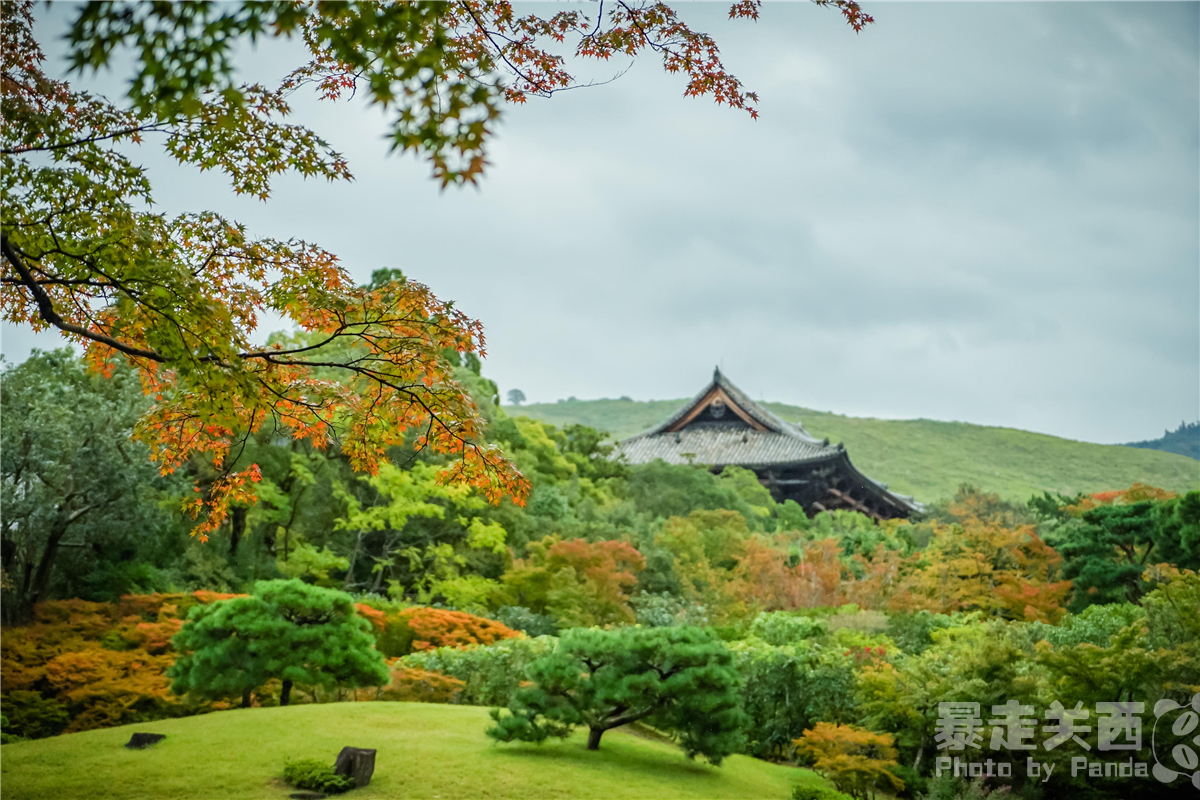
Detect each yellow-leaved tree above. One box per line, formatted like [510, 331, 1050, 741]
[794, 721, 904, 799]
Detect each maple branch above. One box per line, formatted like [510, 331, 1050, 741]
[0, 275, 114, 288]
[615, 1, 664, 54]
[216, 427, 256, 484]
[236, 324, 376, 360]
[458, 1, 555, 97]
[0, 122, 169, 155]
[3, 239, 428, 372]
[587, 1, 606, 40]
[1, 235, 167, 363]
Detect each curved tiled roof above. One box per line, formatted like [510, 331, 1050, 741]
[618, 425, 834, 468]
[619, 367, 832, 465]
[616, 368, 923, 513]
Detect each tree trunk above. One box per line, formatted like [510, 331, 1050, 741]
[21, 513, 77, 621]
[229, 506, 247, 556]
[241, 688, 252, 708]
[280, 679, 293, 706]
[587, 727, 604, 750]
[1, 536, 15, 572]
[12, 561, 33, 623]
[369, 534, 395, 594]
[17, 493, 104, 621]
[343, 532, 363, 590]
[334, 747, 377, 788]
[370, 561, 387, 593]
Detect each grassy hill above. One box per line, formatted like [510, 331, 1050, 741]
[0, 703, 832, 800]
[514, 398, 1200, 504]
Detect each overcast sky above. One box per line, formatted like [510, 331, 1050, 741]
[7, 2, 1199, 445]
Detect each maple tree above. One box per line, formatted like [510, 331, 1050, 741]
[887, 499, 1071, 622]
[65, 0, 873, 186]
[727, 534, 904, 613]
[794, 722, 903, 799]
[653, 509, 750, 618]
[0, 590, 486, 736]
[373, 606, 521, 657]
[1034, 622, 1161, 707]
[500, 535, 645, 627]
[855, 620, 1035, 776]
[2, 0, 871, 540]
[1062, 482, 1177, 516]
[2, 1, 522, 539]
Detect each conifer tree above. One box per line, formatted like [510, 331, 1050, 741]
[169, 580, 388, 707]
[487, 626, 746, 763]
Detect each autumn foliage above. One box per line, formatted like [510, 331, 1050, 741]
[638, 490, 1075, 624]
[380, 666, 466, 704]
[502, 537, 646, 627]
[888, 506, 1071, 622]
[0, 594, 234, 736]
[794, 722, 903, 799]
[0, 592, 497, 737]
[1064, 482, 1177, 516]
[2, 0, 876, 538]
[374, 607, 522, 658]
[2, 1, 530, 540]
[735, 537, 905, 613]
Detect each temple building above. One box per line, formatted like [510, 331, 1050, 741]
[616, 368, 922, 520]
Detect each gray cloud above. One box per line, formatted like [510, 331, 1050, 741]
[4, 2, 1196, 444]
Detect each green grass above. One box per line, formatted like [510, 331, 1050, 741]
[516, 398, 1200, 503]
[0, 703, 831, 800]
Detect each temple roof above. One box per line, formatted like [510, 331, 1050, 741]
[616, 368, 922, 513]
[619, 427, 833, 468]
[618, 367, 833, 467]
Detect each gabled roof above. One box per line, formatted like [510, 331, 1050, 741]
[616, 368, 923, 514]
[642, 367, 827, 443]
[619, 367, 836, 468]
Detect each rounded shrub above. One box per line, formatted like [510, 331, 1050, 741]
[282, 758, 355, 795]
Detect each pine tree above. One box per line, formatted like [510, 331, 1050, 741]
[169, 580, 388, 707]
[488, 626, 746, 763]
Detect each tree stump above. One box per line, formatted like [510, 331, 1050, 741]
[125, 733, 166, 749]
[333, 747, 376, 788]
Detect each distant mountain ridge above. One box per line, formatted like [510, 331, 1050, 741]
[511, 398, 1200, 504]
[1125, 421, 1199, 461]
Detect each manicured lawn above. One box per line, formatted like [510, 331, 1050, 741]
[0, 702, 830, 800]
